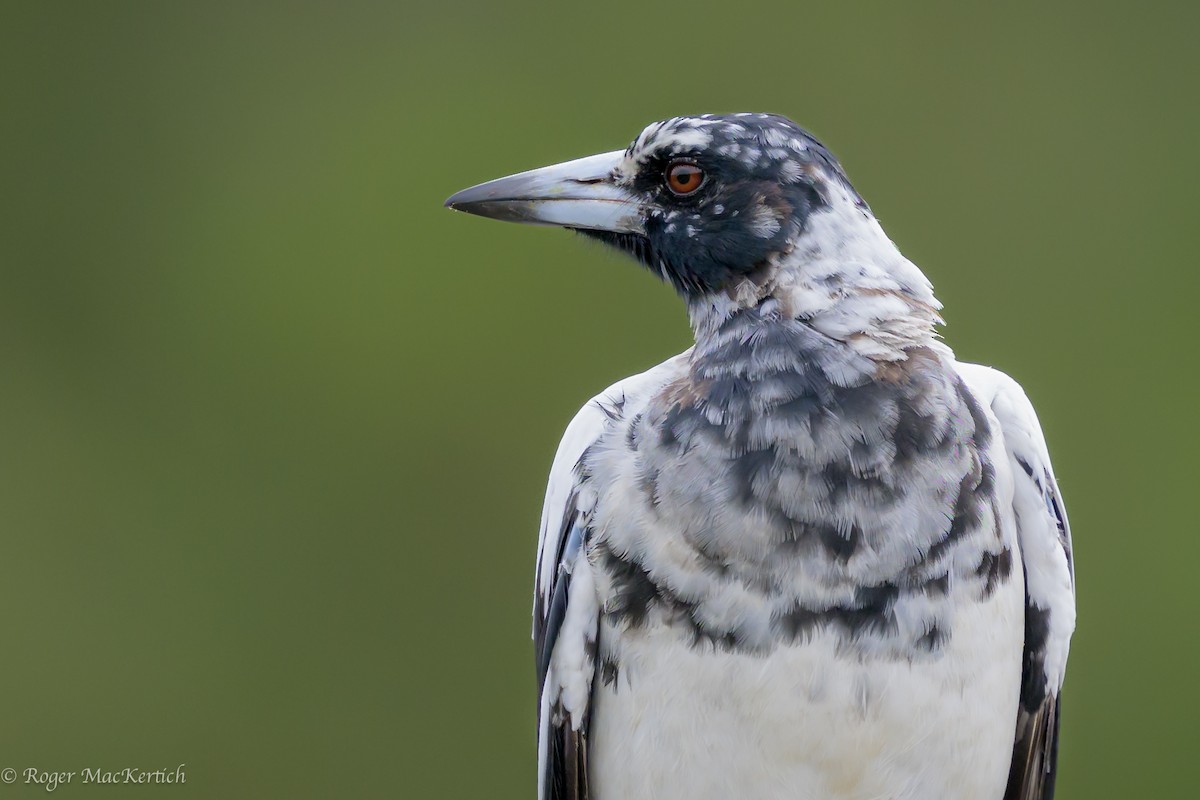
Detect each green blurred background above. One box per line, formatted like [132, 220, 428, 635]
[1, 1, 1196, 797]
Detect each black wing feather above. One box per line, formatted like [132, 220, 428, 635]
[1005, 696, 1061, 800]
[535, 498, 593, 800]
[545, 709, 590, 800]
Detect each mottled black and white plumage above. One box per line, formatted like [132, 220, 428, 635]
[446, 114, 1075, 800]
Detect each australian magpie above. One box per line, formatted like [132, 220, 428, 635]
[445, 113, 1075, 800]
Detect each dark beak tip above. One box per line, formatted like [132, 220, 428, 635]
[445, 188, 500, 215]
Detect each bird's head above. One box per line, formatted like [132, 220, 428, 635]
[447, 114, 940, 355]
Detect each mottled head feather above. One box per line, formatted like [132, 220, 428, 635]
[581, 114, 867, 296]
[582, 113, 942, 361]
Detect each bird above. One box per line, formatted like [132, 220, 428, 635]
[444, 113, 1075, 800]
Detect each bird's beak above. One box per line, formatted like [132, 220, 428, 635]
[444, 150, 644, 234]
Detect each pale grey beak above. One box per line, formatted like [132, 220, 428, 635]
[444, 150, 643, 234]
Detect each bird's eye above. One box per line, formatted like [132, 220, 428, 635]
[665, 161, 705, 196]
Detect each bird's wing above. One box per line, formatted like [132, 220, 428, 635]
[957, 362, 1076, 800]
[533, 358, 684, 800]
[533, 403, 603, 800]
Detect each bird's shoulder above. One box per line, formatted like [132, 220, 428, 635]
[955, 363, 1074, 584]
[535, 351, 690, 609]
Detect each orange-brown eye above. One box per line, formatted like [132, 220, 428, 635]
[665, 161, 705, 195]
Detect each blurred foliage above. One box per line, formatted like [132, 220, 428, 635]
[0, 1, 1197, 797]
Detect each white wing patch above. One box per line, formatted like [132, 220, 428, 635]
[958, 362, 1075, 688]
